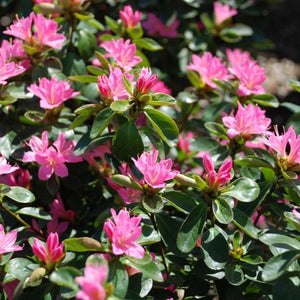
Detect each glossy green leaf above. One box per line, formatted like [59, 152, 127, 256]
[204, 122, 229, 140]
[104, 16, 120, 34]
[49, 266, 81, 291]
[225, 264, 245, 286]
[133, 38, 163, 51]
[138, 224, 161, 245]
[222, 177, 259, 202]
[140, 275, 153, 298]
[213, 197, 233, 224]
[202, 102, 229, 123]
[0, 94, 17, 105]
[234, 156, 274, 169]
[16, 207, 51, 220]
[162, 191, 197, 214]
[86, 65, 106, 76]
[95, 51, 110, 71]
[90, 107, 115, 138]
[262, 250, 300, 281]
[221, 23, 253, 37]
[5, 258, 35, 281]
[148, 93, 176, 106]
[64, 237, 104, 252]
[240, 254, 263, 265]
[4, 186, 35, 203]
[78, 30, 97, 61]
[259, 233, 300, 252]
[112, 121, 144, 162]
[251, 93, 279, 108]
[24, 111, 45, 123]
[142, 195, 164, 213]
[144, 108, 179, 147]
[289, 79, 300, 93]
[232, 208, 260, 239]
[109, 259, 128, 299]
[177, 202, 207, 253]
[285, 211, 300, 232]
[110, 99, 131, 113]
[200, 227, 229, 270]
[273, 274, 300, 300]
[69, 75, 98, 83]
[86, 18, 105, 31]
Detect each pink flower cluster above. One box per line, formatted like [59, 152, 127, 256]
[0, 224, 23, 257]
[0, 55, 25, 86]
[119, 5, 142, 28]
[23, 131, 82, 180]
[104, 209, 144, 259]
[214, 2, 238, 26]
[28, 77, 80, 109]
[143, 13, 180, 38]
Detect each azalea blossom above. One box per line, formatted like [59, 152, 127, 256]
[46, 217, 69, 235]
[0, 156, 19, 176]
[132, 150, 179, 189]
[76, 263, 108, 300]
[49, 194, 75, 223]
[28, 77, 80, 109]
[151, 80, 171, 95]
[32, 232, 65, 268]
[0, 168, 31, 188]
[4, 12, 66, 52]
[292, 206, 300, 219]
[259, 126, 300, 170]
[0, 224, 23, 257]
[187, 52, 230, 89]
[143, 13, 180, 38]
[178, 132, 194, 155]
[222, 102, 271, 139]
[104, 209, 144, 258]
[136, 67, 158, 95]
[98, 66, 132, 103]
[226, 48, 252, 74]
[202, 152, 232, 187]
[101, 38, 142, 71]
[0, 55, 25, 85]
[119, 5, 142, 28]
[213, 1, 238, 26]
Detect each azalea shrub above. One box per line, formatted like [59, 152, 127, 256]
[1, 0, 300, 299]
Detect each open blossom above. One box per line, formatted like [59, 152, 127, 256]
[203, 152, 232, 187]
[0, 224, 23, 257]
[132, 150, 179, 189]
[98, 67, 132, 103]
[151, 80, 171, 95]
[213, 2, 238, 26]
[292, 206, 300, 219]
[76, 263, 108, 300]
[187, 52, 230, 89]
[101, 38, 141, 71]
[4, 12, 66, 51]
[104, 209, 144, 258]
[32, 232, 65, 268]
[222, 102, 271, 139]
[28, 77, 80, 109]
[226, 48, 252, 74]
[0, 55, 25, 85]
[0, 156, 19, 176]
[143, 13, 180, 38]
[178, 132, 194, 155]
[119, 5, 142, 28]
[136, 67, 158, 95]
[259, 126, 300, 170]
[0, 168, 30, 188]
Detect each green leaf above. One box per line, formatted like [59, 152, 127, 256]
[110, 100, 131, 113]
[108, 259, 128, 299]
[162, 191, 197, 214]
[138, 224, 161, 245]
[213, 197, 233, 224]
[74, 11, 94, 20]
[222, 177, 259, 203]
[204, 122, 229, 140]
[95, 51, 110, 71]
[87, 65, 106, 76]
[86, 18, 105, 31]
[262, 250, 300, 281]
[140, 275, 153, 298]
[144, 108, 179, 147]
[78, 29, 97, 60]
[232, 208, 260, 239]
[4, 186, 35, 203]
[273, 274, 300, 300]
[142, 195, 164, 213]
[64, 237, 104, 252]
[121, 253, 163, 282]
[259, 233, 300, 252]
[221, 23, 253, 37]
[69, 75, 98, 83]
[127, 26, 143, 39]
[109, 174, 143, 190]
[234, 156, 274, 169]
[112, 121, 144, 162]
[202, 102, 229, 123]
[5, 258, 35, 281]
[187, 70, 203, 89]
[177, 202, 207, 253]
[148, 93, 176, 106]
[0, 94, 17, 105]
[49, 266, 81, 291]
[289, 79, 300, 93]
[104, 16, 120, 34]
[251, 93, 279, 108]
[200, 12, 214, 29]
[133, 38, 163, 51]
[285, 211, 300, 232]
[240, 254, 263, 265]
[16, 207, 51, 220]
[225, 264, 245, 286]
[24, 111, 45, 124]
[200, 227, 229, 270]
[281, 102, 300, 113]
[90, 107, 115, 138]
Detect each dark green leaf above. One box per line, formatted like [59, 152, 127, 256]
[49, 266, 81, 291]
[273, 274, 300, 300]
[16, 207, 51, 220]
[90, 107, 115, 138]
[110, 100, 131, 113]
[78, 30, 97, 60]
[240, 254, 263, 265]
[133, 38, 163, 51]
[162, 191, 197, 214]
[204, 122, 229, 140]
[225, 264, 245, 286]
[109, 259, 128, 298]
[213, 197, 233, 224]
[259, 233, 300, 252]
[234, 156, 274, 169]
[251, 93, 279, 108]
[142, 195, 164, 213]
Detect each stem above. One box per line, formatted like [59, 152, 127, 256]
[150, 212, 169, 274]
[0, 201, 31, 229]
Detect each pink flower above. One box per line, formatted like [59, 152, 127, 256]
[259, 126, 300, 169]
[222, 102, 271, 139]
[0, 55, 25, 85]
[202, 152, 232, 187]
[47, 217, 69, 235]
[226, 48, 252, 74]
[49, 194, 75, 223]
[292, 206, 300, 219]
[213, 2, 238, 26]
[0, 168, 31, 188]
[187, 52, 230, 89]
[151, 80, 171, 95]
[0, 224, 23, 257]
[119, 5, 142, 28]
[32, 232, 65, 268]
[143, 13, 180, 38]
[98, 67, 132, 103]
[136, 67, 158, 95]
[178, 132, 194, 155]
[4, 12, 66, 51]
[28, 77, 80, 109]
[76, 264, 108, 300]
[0, 156, 19, 176]
[132, 150, 179, 189]
[2, 279, 19, 300]
[104, 209, 144, 258]
[83, 144, 111, 169]
[251, 209, 266, 226]
[101, 38, 142, 71]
